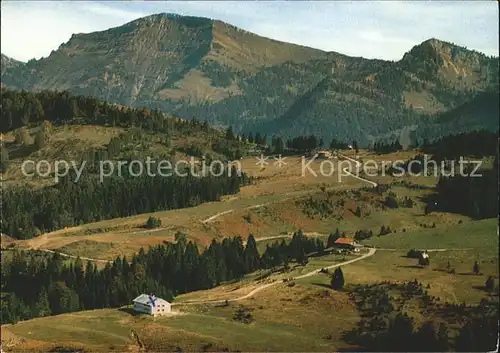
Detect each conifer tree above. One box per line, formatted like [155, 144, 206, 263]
[473, 261, 480, 275]
[35, 130, 47, 150]
[331, 267, 345, 290]
[225, 126, 235, 140]
[243, 234, 261, 273]
[0, 145, 9, 172]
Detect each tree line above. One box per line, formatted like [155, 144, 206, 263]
[285, 135, 323, 152]
[421, 130, 498, 161]
[357, 303, 498, 352]
[1, 88, 254, 239]
[1, 88, 179, 133]
[228, 126, 351, 155]
[434, 160, 497, 220]
[345, 280, 498, 352]
[2, 231, 329, 323]
[0, 88, 255, 171]
[422, 130, 498, 220]
[2, 165, 246, 239]
[371, 140, 403, 154]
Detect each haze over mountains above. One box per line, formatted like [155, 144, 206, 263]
[2, 13, 498, 144]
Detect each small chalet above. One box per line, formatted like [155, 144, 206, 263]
[316, 150, 333, 159]
[333, 237, 358, 251]
[132, 294, 171, 316]
[418, 250, 430, 266]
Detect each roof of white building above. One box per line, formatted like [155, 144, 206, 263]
[133, 294, 170, 307]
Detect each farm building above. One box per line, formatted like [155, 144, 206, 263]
[333, 237, 359, 251]
[132, 294, 171, 316]
[316, 150, 333, 159]
[418, 250, 430, 266]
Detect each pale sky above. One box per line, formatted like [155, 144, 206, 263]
[1, 1, 498, 63]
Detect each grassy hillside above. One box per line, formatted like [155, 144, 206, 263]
[0, 88, 251, 187]
[2, 219, 497, 352]
[1, 123, 234, 188]
[8, 145, 495, 259]
[1, 286, 359, 352]
[362, 218, 498, 253]
[295, 218, 498, 301]
[0, 89, 257, 240]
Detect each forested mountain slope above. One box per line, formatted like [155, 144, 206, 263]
[0, 88, 249, 239]
[414, 90, 499, 143]
[2, 13, 498, 144]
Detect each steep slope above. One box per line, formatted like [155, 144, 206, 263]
[5, 14, 324, 104]
[400, 38, 497, 89]
[1, 54, 23, 72]
[18, 14, 217, 104]
[2, 13, 498, 144]
[1, 54, 28, 88]
[414, 89, 500, 142]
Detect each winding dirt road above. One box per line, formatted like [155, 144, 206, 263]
[337, 153, 378, 187]
[201, 199, 289, 224]
[26, 234, 295, 263]
[201, 210, 235, 224]
[174, 247, 377, 306]
[31, 248, 114, 263]
[242, 234, 290, 246]
[200, 154, 378, 226]
[375, 248, 472, 252]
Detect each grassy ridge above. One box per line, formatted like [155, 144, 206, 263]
[363, 218, 497, 253]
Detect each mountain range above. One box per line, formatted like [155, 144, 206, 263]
[1, 13, 498, 144]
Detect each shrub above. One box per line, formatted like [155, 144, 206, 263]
[41, 120, 53, 134]
[485, 276, 495, 292]
[379, 225, 392, 235]
[384, 194, 399, 209]
[145, 216, 162, 229]
[473, 261, 480, 275]
[407, 249, 422, 258]
[233, 306, 254, 324]
[107, 137, 122, 158]
[174, 231, 187, 243]
[403, 197, 414, 208]
[354, 229, 373, 241]
[331, 267, 345, 290]
[371, 184, 390, 194]
[180, 144, 204, 158]
[418, 253, 430, 266]
[35, 130, 47, 150]
[15, 127, 31, 145]
[0, 146, 9, 172]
